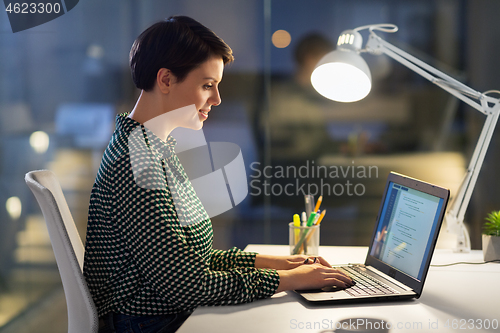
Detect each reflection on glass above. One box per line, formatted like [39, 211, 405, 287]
[6, 196, 22, 220]
[29, 131, 50, 154]
[272, 29, 292, 48]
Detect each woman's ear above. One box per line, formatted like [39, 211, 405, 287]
[156, 68, 173, 94]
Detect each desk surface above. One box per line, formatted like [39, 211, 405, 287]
[178, 245, 500, 333]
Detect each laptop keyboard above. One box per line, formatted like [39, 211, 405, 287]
[338, 266, 400, 297]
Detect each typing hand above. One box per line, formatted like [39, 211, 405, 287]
[276, 264, 354, 292]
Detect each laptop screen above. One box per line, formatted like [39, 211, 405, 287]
[369, 181, 445, 281]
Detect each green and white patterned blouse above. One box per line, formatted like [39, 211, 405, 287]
[83, 114, 280, 317]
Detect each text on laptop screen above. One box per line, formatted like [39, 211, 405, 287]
[369, 181, 444, 280]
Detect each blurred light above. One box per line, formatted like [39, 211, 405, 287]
[29, 131, 50, 154]
[272, 30, 291, 48]
[87, 44, 104, 59]
[6, 196, 22, 220]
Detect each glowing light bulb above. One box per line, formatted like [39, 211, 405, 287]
[311, 49, 372, 102]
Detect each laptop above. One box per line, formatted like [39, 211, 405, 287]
[296, 172, 450, 304]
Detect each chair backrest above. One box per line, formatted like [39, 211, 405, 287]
[25, 170, 98, 333]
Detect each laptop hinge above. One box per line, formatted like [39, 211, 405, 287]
[366, 266, 413, 291]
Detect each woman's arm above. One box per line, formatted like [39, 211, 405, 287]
[209, 248, 257, 270]
[254, 253, 331, 269]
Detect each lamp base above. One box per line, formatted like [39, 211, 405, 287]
[445, 213, 471, 253]
[453, 224, 471, 253]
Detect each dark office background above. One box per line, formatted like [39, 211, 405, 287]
[1, 0, 499, 331]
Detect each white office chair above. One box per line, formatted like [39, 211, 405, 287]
[25, 170, 98, 333]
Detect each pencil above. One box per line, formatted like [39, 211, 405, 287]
[313, 195, 323, 213]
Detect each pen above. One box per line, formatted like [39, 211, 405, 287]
[293, 212, 317, 254]
[304, 195, 314, 218]
[301, 211, 307, 227]
[313, 210, 320, 225]
[303, 211, 316, 254]
[315, 209, 326, 225]
[306, 212, 317, 227]
[293, 226, 312, 254]
[293, 209, 328, 254]
[305, 210, 326, 244]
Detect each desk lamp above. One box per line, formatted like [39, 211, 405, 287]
[311, 24, 500, 252]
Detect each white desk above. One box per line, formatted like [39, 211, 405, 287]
[178, 245, 500, 333]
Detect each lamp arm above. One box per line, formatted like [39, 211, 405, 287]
[364, 31, 500, 252]
[365, 33, 489, 113]
[452, 109, 499, 220]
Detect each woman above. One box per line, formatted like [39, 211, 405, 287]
[83, 16, 353, 333]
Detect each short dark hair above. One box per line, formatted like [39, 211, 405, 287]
[130, 16, 234, 91]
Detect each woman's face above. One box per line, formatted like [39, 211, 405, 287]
[167, 56, 224, 129]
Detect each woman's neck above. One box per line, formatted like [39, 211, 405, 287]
[129, 90, 182, 141]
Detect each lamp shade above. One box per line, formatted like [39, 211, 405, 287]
[311, 49, 372, 102]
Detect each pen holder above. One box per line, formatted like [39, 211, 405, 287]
[289, 222, 320, 256]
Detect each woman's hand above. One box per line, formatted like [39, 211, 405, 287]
[254, 253, 353, 292]
[276, 264, 354, 292]
[255, 254, 331, 270]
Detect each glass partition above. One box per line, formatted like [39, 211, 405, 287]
[0, 0, 498, 329]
